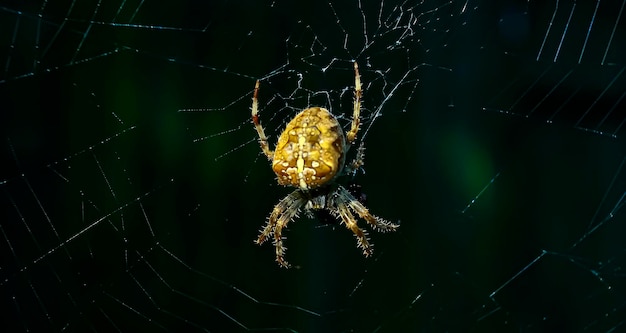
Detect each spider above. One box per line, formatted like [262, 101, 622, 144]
[252, 62, 399, 268]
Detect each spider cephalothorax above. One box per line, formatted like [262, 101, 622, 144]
[252, 62, 399, 268]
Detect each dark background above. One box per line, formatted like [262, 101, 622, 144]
[1, 0, 625, 332]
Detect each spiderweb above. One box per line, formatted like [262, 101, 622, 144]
[1, 0, 625, 331]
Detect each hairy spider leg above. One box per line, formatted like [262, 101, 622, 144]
[346, 62, 362, 144]
[337, 185, 399, 233]
[344, 142, 366, 175]
[251, 80, 274, 160]
[333, 196, 374, 257]
[255, 190, 305, 268]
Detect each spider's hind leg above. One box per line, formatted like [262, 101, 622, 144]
[346, 62, 362, 143]
[344, 142, 366, 176]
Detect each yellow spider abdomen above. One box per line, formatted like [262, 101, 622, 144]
[272, 107, 346, 190]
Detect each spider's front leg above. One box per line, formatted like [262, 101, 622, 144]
[337, 185, 399, 233]
[334, 200, 374, 257]
[255, 190, 305, 268]
[330, 185, 399, 257]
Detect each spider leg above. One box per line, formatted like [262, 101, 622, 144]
[346, 62, 361, 144]
[343, 142, 366, 176]
[255, 190, 305, 268]
[331, 192, 374, 257]
[336, 185, 399, 233]
[251, 80, 274, 160]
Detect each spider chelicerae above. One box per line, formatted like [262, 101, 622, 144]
[252, 62, 399, 268]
